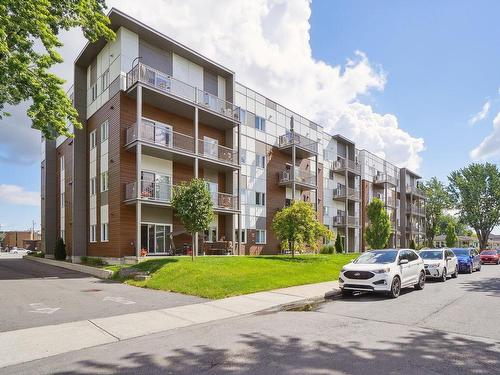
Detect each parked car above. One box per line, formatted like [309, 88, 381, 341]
[339, 249, 426, 299]
[451, 248, 481, 273]
[479, 250, 499, 264]
[419, 248, 458, 281]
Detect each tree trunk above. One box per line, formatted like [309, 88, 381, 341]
[191, 232, 195, 261]
[291, 240, 295, 258]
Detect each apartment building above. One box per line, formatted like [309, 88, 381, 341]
[40, 8, 425, 261]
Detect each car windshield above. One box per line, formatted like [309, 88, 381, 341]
[452, 249, 470, 257]
[419, 251, 443, 260]
[354, 250, 398, 264]
[481, 251, 496, 255]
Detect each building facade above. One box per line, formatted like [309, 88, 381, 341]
[41, 9, 425, 261]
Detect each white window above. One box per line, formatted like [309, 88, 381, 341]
[60, 229, 65, 243]
[90, 177, 96, 196]
[323, 206, 329, 216]
[91, 83, 98, 102]
[101, 69, 109, 92]
[256, 192, 266, 206]
[101, 223, 109, 242]
[100, 172, 108, 192]
[235, 229, 247, 244]
[256, 154, 266, 168]
[60, 156, 65, 172]
[60, 192, 65, 210]
[100, 121, 109, 142]
[90, 130, 97, 150]
[90, 225, 96, 243]
[256, 230, 266, 244]
[204, 225, 217, 243]
[255, 116, 266, 132]
[240, 150, 247, 164]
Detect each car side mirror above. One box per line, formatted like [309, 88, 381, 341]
[399, 259, 409, 265]
[446, 256, 452, 261]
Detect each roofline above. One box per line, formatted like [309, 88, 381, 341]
[332, 134, 356, 147]
[401, 167, 422, 179]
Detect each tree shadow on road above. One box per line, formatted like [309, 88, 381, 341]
[0, 259, 89, 280]
[460, 277, 500, 297]
[53, 327, 500, 375]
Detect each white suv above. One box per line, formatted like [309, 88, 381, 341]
[419, 248, 458, 281]
[339, 249, 426, 298]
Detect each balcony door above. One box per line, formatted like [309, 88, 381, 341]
[203, 136, 218, 159]
[140, 223, 173, 255]
[154, 123, 173, 148]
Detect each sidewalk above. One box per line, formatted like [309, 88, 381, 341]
[0, 280, 339, 368]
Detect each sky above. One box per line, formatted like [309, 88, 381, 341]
[1, 0, 500, 231]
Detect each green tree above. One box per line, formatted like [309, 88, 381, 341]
[172, 179, 214, 260]
[54, 237, 66, 261]
[421, 177, 451, 246]
[436, 214, 468, 237]
[334, 234, 344, 254]
[409, 239, 416, 250]
[445, 222, 458, 247]
[272, 201, 333, 258]
[0, 0, 115, 138]
[448, 163, 500, 250]
[365, 198, 391, 249]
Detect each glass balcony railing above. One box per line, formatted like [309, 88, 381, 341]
[332, 158, 361, 174]
[126, 63, 241, 122]
[278, 168, 316, 186]
[278, 132, 318, 154]
[333, 186, 360, 200]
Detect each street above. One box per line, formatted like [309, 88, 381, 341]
[2, 261, 500, 374]
[0, 254, 204, 332]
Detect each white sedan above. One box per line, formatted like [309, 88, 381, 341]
[339, 249, 426, 298]
[419, 248, 458, 281]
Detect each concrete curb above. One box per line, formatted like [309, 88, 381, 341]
[23, 256, 113, 279]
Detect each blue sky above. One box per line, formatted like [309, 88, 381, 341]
[311, 0, 500, 180]
[1, 0, 500, 231]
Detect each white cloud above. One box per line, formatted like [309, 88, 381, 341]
[1, 0, 425, 170]
[469, 99, 491, 126]
[0, 184, 40, 206]
[470, 112, 500, 160]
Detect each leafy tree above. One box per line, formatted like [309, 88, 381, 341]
[54, 237, 66, 260]
[436, 214, 468, 237]
[421, 177, 451, 246]
[0, 0, 115, 138]
[448, 163, 500, 250]
[334, 234, 344, 254]
[172, 179, 214, 260]
[272, 201, 333, 258]
[445, 222, 458, 247]
[365, 198, 391, 249]
[409, 239, 416, 250]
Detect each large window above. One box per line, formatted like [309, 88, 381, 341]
[255, 192, 266, 206]
[256, 154, 266, 168]
[256, 230, 266, 244]
[101, 222, 109, 242]
[90, 130, 97, 150]
[60, 192, 65, 210]
[101, 69, 109, 92]
[100, 120, 109, 142]
[204, 225, 218, 243]
[235, 229, 247, 244]
[141, 224, 172, 254]
[89, 225, 96, 243]
[90, 177, 96, 196]
[100, 172, 108, 192]
[255, 116, 266, 132]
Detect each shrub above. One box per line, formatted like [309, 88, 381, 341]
[80, 256, 107, 267]
[335, 235, 344, 253]
[54, 238, 67, 261]
[409, 239, 416, 250]
[31, 251, 45, 258]
[320, 244, 335, 254]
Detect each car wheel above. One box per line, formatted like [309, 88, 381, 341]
[469, 263, 473, 273]
[388, 276, 401, 298]
[415, 271, 426, 290]
[477, 263, 481, 272]
[341, 290, 353, 298]
[440, 268, 447, 282]
[452, 267, 458, 278]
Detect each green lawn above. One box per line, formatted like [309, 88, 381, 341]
[108, 254, 357, 299]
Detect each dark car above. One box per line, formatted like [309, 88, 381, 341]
[451, 248, 481, 273]
[480, 250, 500, 264]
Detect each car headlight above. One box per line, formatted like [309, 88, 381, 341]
[341, 267, 347, 273]
[373, 267, 391, 274]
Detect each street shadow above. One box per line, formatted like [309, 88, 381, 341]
[338, 287, 414, 302]
[0, 259, 89, 280]
[53, 327, 499, 374]
[250, 256, 319, 263]
[460, 277, 500, 297]
[132, 258, 179, 273]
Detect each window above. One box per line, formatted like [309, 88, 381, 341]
[60, 156, 65, 172]
[329, 169, 334, 180]
[100, 121, 109, 142]
[90, 177, 96, 196]
[101, 69, 109, 92]
[90, 130, 97, 150]
[60, 192, 65, 210]
[256, 192, 266, 206]
[90, 225, 96, 243]
[256, 230, 266, 244]
[60, 230, 65, 243]
[235, 229, 247, 243]
[240, 150, 247, 164]
[91, 83, 98, 102]
[256, 154, 266, 168]
[101, 223, 109, 242]
[100, 172, 108, 192]
[255, 116, 266, 131]
[323, 206, 329, 216]
[204, 225, 217, 243]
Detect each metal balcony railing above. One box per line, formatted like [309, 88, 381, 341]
[332, 216, 346, 226]
[406, 205, 425, 216]
[332, 158, 361, 174]
[406, 185, 425, 197]
[278, 168, 316, 186]
[333, 185, 360, 200]
[125, 119, 238, 166]
[211, 192, 238, 210]
[278, 132, 318, 154]
[126, 62, 241, 122]
[373, 173, 397, 185]
[347, 216, 359, 227]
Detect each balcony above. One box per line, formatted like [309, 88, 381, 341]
[278, 168, 317, 190]
[332, 158, 361, 175]
[125, 119, 238, 169]
[126, 62, 241, 124]
[406, 205, 425, 216]
[373, 173, 397, 186]
[278, 132, 318, 158]
[406, 185, 425, 197]
[125, 180, 238, 212]
[405, 224, 424, 233]
[333, 186, 360, 201]
[332, 215, 359, 227]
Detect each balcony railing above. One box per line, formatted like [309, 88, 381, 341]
[126, 119, 238, 166]
[406, 185, 425, 197]
[332, 216, 346, 226]
[278, 132, 318, 154]
[332, 158, 361, 174]
[125, 180, 238, 210]
[373, 173, 397, 185]
[126, 63, 241, 122]
[347, 216, 359, 227]
[278, 168, 316, 186]
[333, 186, 360, 200]
[406, 205, 425, 216]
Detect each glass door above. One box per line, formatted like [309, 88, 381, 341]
[141, 171, 155, 199]
[203, 136, 218, 159]
[156, 175, 172, 202]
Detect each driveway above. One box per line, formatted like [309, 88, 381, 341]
[0, 254, 205, 332]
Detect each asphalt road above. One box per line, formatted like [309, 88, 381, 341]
[0, 254, 204, 332]
[3, 260, 500, 374]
